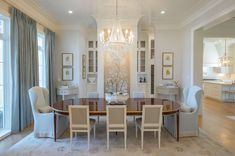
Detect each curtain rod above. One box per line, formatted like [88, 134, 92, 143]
[2, 0, 49, 30]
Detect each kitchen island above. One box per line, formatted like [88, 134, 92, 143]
[203, 81, 235, 102]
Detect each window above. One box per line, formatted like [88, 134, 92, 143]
[37, 33, 46, 88]
[0, 14, 11, 136]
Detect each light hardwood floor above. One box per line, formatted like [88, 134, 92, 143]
[0, 125, 33, 155]
[0, 97, 235, 154]
[199, 97, 235, 154]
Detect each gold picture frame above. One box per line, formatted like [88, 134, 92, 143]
[162, 52, 174, 66]
[162, 66, 173, 80]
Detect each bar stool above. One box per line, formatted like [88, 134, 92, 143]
[224, 90, 235, 102]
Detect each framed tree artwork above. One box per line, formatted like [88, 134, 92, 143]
[162, 52, 174, 66]
[162, 66, 173, 80]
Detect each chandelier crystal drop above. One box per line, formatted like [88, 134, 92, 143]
[218, 39, 233, 67]
[99, 0, 134, 48]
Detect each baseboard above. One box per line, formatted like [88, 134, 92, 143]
[0, 129, 11, 140]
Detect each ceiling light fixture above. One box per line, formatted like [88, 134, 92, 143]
[68, 10, 73, 14]
[99, 0, 134, 49]
[160, 10, 165, 14]
[218, 39, 233, 67]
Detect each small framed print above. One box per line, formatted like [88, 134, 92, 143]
[63, 67, 73, 81]
[162, 66, 173, 80]
[162, 52, 174, 66]
[62, 53, 73, 66]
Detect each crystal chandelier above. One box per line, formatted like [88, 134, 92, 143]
[99, 0, 134, 48]
[218, 39, 233, 67]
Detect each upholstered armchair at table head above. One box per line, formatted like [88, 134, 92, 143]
[180, 86, 203, 136]
[164, 85, 203, 137]
[28, 86, 68, 138]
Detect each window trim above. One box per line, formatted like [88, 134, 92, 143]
[37, 32, 47, 88]
[0, 13, 11, 138]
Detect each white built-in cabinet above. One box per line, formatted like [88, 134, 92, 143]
[87, 40, 98, 92]
[88, 41, 98, 73]
[137, 41, 147, 83]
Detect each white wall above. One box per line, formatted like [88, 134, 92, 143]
[193, 29, 204, 87]
[155, 29, 183, 87]
[54, 28, 87, 98]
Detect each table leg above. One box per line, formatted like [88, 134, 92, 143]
[162, 115, 165, 125]
[54, 111, 57, 142]
[176, 110, 179, 142]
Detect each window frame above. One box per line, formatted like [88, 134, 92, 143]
[0, 13, 11, 135]
[37, 32, 47, 88]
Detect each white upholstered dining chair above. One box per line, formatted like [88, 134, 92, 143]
[69, 105, 96, 150]
[135, 105, 163, 149]
[106, 105, 127, 150]
[28, 86, 68, 138]
[164, 85, 202, 137]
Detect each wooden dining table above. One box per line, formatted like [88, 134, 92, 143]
[52, 98, 181, 142]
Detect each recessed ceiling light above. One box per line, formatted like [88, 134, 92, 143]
[68, 10, 73, 14]
[160, 10, 165, 14]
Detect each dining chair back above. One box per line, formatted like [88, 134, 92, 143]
[106, 105, 127, 150]
[69, 105, 96, 150]
[136, 105, 163, 149]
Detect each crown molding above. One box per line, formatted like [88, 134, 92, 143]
[0, 1, 10, 16]
[202, 8, 235, 31]
[56, 25, 85, 31]
[5, 0, 58, 31]
[181, 0, 223, 27]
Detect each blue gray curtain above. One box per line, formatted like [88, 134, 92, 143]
[44, 28, 56, 104]
[11, 8, 38, 132]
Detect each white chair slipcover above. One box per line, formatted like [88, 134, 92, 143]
[28, 86, 68, 138]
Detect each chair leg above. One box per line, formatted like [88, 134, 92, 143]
[88, 131, 90, 150]
[158, 131, 161, 149]
[124, 130, 127, 150]
[135, 125, 138, 138]
[98, 116, 99, 124]
[107, 131, 109, 150]
[154, 131, 156, 138]
[141, 130, 144, 150]
[94, 125, 96, 139]
[70, 131, 73, 150]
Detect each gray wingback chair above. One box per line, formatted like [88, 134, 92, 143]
[164, 85, 203, 137]
[28, 86, 69, 138]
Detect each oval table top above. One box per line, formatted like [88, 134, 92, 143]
[52, 98, 180, 116]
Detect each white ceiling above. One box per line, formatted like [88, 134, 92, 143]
[28, 0, 215, 28]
